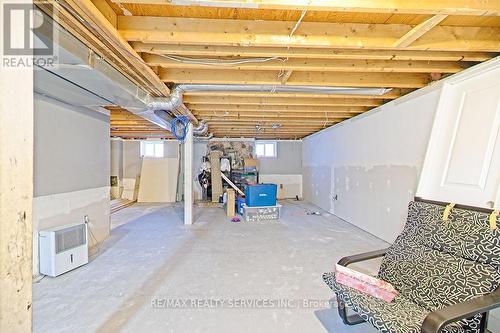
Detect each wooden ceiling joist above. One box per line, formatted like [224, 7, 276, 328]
[189, 105, 368, 112]
[118, 16, 500, 52]
[83, 0, 500, 139]
[132, 42, 496, 62]
[160, 69, 430, 88]
[110, 0, 500, 16]
[61, 0, 169, 96]
[143, 54, 470, 73]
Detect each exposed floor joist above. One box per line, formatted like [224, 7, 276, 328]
[82, 0, 500, 139]
[160, 69, 431, 88]
[109, 0, 500, 16]
[133, 43, 496, 62]
[143, 54, 471, 73]
[118, 16, 500, 51]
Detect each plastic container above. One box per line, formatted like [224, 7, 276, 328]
[236, 196, 245, 215]
[245, 184, 277, 207]
[242, 203, 281, 222]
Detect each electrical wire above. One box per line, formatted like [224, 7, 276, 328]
[290, 9, 307, 37]
[157, 54, 287, 66]
[86, 222, 101, 257]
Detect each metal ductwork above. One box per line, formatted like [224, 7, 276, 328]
[146, 84, 392, 112]
[193, 121, 208, 135]
[175, 84, 392, 96]
[147, 86, 184, 112]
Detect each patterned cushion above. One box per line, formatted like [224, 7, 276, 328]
[378, 201, 500, 311]
[323, 272, 465, 333]
[424, 211, 500, 266]
[324, 201, 500, 333]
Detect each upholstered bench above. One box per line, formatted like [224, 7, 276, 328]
[323, 200, 500, 333]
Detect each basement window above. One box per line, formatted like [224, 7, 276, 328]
[140, 141, 164, 158]
[255, 141, 277, 158]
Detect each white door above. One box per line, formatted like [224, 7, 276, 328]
[417, 63, 500, 209]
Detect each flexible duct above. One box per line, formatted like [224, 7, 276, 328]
[193, 121, 208, 135]
[146, 84, 392, 112]
[145, 84, 392, 138]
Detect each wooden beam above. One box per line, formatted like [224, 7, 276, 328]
[111, 0, 500, 16]
[280, 70, 293, 84]
[160, 68, 429, 88]
[118, 16, 500, 52]
[190, 105, 368, 112]
[184, 96, 382, 106]
[90, 0, 117, 27]
[143, 53, 468, 73]
[183, 90, 408, 100]
[394, 14, 448, 48]
[60, 0, 170, 96]
[132, 42, 496, 62]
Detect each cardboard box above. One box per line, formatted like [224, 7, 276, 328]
[245, 158, 259, 168]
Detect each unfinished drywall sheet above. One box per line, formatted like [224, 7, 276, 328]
[123, 140, 142, 179]
[121, 178, 137, 201]
[32, 187, 110, 276]
[33, 96, 111, 276]
[259, 141, 302, 174]
[34, 99, 110, 196]
[138, 158, 179, 202]
[111, 138, 123, 199]
[333, 165, 418, 240]
[260, 174, 303, 199]
[303, 88, 440, 242]
[302, 166, 333, 211]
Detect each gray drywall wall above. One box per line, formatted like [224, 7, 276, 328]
[258, 141, 302, 174]
[123, 140, 142, 178]
[110, 139, 123, 179]
[34, 98, 110, 196]
[164, 141, 180, 158]
[302, 88, 440, 242]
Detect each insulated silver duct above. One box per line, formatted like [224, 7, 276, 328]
[147, 86, 184, 111]
[146, 84, 392, 112]
[145, 84, 392, 138]
[193, 121, 208, 135]
[176, 84, 392, 96]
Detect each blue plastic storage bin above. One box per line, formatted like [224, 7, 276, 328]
[245, 184, 277, 207]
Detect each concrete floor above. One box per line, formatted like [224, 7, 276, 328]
[33, 201, 387, 333]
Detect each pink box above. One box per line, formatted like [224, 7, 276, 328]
[335, 264, 398, 303]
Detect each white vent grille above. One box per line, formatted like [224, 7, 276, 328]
[55, 224, 86, 254]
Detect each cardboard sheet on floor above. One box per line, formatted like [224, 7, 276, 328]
[137, 158, 179, 202]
